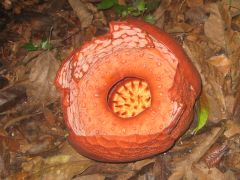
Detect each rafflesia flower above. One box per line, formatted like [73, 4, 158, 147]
[55, 19, 201, 162]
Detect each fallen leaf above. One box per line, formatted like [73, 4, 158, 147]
[186, 0, 203, 8]
[224, 152, 240, 172]
[20, 142, 93, 180]
[205, 54, 232, 121]
[224, 120, 240, 138]
[24, 135, 55, 156]
[153, 0, 171, 28]
[0, 139, 10, 178]
[0, 135, 20, 152]
[192, 94, 209, 134]
[26, 51, 60, 106]
[153, 156, 169, 180]
[185, 7, 208, 25]
[43, 107, 57, 126]
[233, 87, 240, 120]
[204, 3, 226, 48]
[192, 162, 236, 180]
[223, 0, 240, 17]
[207, 54, 232, 74]
[169, 126, 224, 180]
[73, 174, 105, 180]
[68, 0, 93, 29]
[183, 40, 229, 122]
[202, 141, 228, 168]
[0, 85, 26, 112]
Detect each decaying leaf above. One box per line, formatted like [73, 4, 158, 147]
[204, 3, 227, 48]
[153, 155, 169, 180]
[169, 126, 224, 180]
[153, 0, 171, 28]
[20, 142, 93, 179]
[224, 152, 240, 172]
[0, 85, 26, 112]
[73, 174, 105, 180]
[224, 120, 240, 138]
[202, 141, 228, 168]
[26, 51, 60, 106]
[68, 0, 93, 29]
[224, 133, 240, 173]
[186, 0, 203, 8]
[185, 7, 208, 25]
[192, 162, 236, 180]
[205, 54, 232, 121]
[183, 37, 237, 122]
[223, 0, 240, 17]
[233, 87, 240, 120]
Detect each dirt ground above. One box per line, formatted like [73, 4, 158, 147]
[0, 0, 239, 179]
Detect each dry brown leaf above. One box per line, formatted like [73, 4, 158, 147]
[26, 51, 60, 106]
[153, 156, 169, 180]
[227, 32, 240, 94]
[224, 120, 240, 138]
[73, 174, 105, 180]
[205, 54, 232, 121]
[204, 3, 227, 48]
[20, 142, 93, 180]
[166, 22, 193, 34]
[233, 87, 240, 120]
[0, 135, 20, 152]
[226, 133, 240, 165]
[224, 152, 240, 172]
[207, 54, 231, 74]
[85, 3, 107, 27]
[223, 0, 240, 17]
[58, 142, 90, 162]
[0, 85, 26, 112]
[30, 160, 92, 180]
[84, 158, 156, 179]
[182, 40, 205, 79]
[192, 162, 237, 180]
[43, 107, 57, 126]
[25, 136, 55, 156]
[130, 158, 156, 171]
[68, 0, 93, 29]
[0, 137, 10, 178]
[169, 126, 224, 180]
[112, 159, 156, 179]
[185, 7, 207, 25]
[183, 38, 238, 122]
[153, 0, 171, 29]
[186, 0, 203, 8]
[202, 141, 228, 168]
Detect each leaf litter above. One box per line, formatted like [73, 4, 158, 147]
[0, 0, 240, 179]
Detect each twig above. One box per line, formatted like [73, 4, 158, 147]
[3, 112, 41, 130]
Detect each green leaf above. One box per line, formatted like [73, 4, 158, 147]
[145, 1, 160, 12]
[144, 15, 156, 24]
[40, 38, 51, 50]
[135, 0, 146, 12]
[192, 99, 209, 134]
[113, 4, 128, 17]
[97, 0, 117, 10]
[22, 42, 39, 51]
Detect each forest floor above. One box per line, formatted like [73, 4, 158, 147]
[0, 0, 239, 179]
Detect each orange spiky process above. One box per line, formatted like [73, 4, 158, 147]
[108, 78, 151, 118]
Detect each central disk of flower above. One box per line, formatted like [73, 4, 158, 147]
[108, 78, 151, 118]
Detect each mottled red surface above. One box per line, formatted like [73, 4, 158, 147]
[55, 19, 201, 162]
